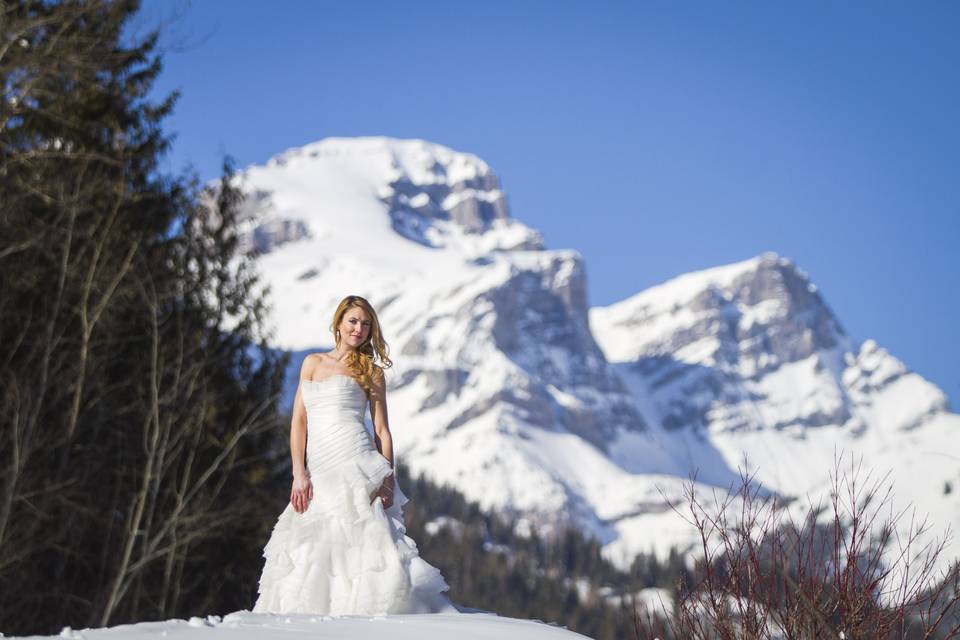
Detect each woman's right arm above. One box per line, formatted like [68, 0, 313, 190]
[290, 355, 314, 513]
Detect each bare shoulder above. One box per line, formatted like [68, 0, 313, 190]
[299, 353, 324, 378]
[371, 364, 386, 387]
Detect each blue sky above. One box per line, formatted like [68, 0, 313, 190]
[137, 1, 959, 403]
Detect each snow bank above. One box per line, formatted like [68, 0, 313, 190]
[34, 610, 591, 640]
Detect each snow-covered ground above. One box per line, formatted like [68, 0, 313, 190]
[28, 611, 590, 640]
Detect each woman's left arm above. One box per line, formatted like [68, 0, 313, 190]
[369, 367, 394, 507]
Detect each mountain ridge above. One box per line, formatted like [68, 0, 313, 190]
[231, 135, 959, 572]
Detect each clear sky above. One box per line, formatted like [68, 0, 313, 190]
[136, 1, 959, 404]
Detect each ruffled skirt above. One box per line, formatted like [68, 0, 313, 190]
[252, 449, 453, 615]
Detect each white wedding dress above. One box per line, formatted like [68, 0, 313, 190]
[252, 373, 454, 615]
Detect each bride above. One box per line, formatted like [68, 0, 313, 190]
[252, 295, 454, 615]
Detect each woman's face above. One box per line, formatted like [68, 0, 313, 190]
[338, 306, 371, 349]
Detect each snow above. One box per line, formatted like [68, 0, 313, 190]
[34, 611, 589, 639]
[592, 259, 960, 575]
[231, 135, 959, 580]
[588, 253, 781, 357]
[423, 515, 465, 537]
[229, 138, 501, 350]
[630, 587, 675, 614]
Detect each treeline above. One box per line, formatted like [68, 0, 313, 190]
[0, 0, 287, 635]
[397, 465, 689, 640]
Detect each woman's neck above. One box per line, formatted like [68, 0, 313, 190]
[331, 346, 353, 361]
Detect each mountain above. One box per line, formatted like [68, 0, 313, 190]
[590, 252, 960, 565]
[230, 136, 960, 572]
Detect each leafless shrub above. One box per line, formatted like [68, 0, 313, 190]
[631, 453, 960, 639]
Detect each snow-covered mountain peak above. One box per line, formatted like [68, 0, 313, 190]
[598, 251, 826, 315]
[267, 136, 493, 187]
[590, 251, 851, 376]
[235, 136, 543, 260]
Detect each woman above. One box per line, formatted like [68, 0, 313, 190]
[252, 295, 453, 615]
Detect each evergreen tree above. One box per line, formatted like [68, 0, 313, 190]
[0, 1, 287, 634]
[397, 463, 686, 640]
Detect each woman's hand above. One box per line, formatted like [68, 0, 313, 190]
[290, 473, 313, 514]
[376, 473, 394, 509]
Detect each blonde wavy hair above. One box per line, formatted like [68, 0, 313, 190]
[330, 295, 393, 396]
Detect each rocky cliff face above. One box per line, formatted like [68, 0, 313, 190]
[393, 249, 644, 451]
[380, 167, 521, 247]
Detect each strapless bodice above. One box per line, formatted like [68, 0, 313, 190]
[301, 374, 373, 473]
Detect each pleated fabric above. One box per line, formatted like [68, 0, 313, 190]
[252, 374, 453, 615]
